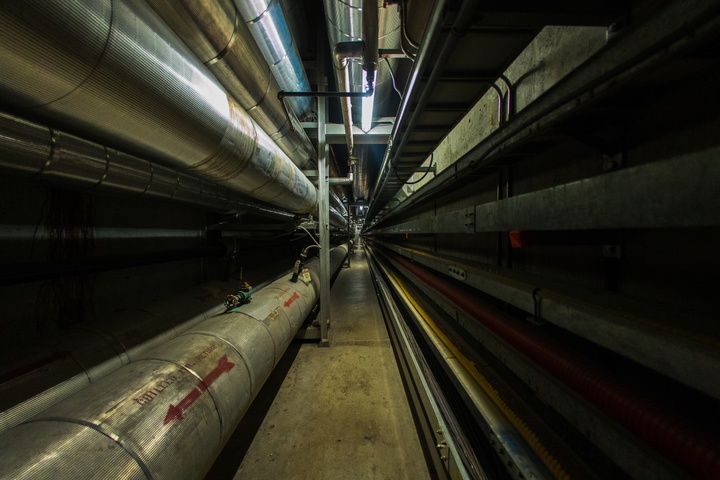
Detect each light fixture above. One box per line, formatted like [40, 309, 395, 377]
[361, 89, 375, 132]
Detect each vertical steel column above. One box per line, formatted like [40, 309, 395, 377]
[318, 26, 332, 347]
[346, 204, 351, 268]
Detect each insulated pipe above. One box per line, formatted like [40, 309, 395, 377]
[0, 0, 318, 214]
[353, 145, 371, 201]
[234, 0, 313, 118]
[330, 190, 348, 217]
[330, 206, 349, 229]
[0, 111, 294, 218]
[144, 0, 317, 167]
[0, 245, 348, 479]
[362, 0, 379, 89]
[0, 280, 235, 434]
[334, 41, 365, 158]
[386, 249, 720, 480]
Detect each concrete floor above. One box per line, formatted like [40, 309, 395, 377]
[232, 244, 430, 480]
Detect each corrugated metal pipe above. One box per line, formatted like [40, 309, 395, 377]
[353, 146, 371, 201]
[234, 0, 313, 119]
[0, 111, 304, 222]
[0, 245, 348, 479]
[334, 41, 365, 158]
[0, 280, 235, 435]
[143, 0, 317, 168]
[0, 0, 318, 215]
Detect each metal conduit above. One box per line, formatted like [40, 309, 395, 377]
[0, 245, 349, 479]
[234, 0, 313, 118]
[0, 280, 235, 435]
[0, 0, 318, 215]
[386, 249, 720, 480]
[324, 0, 397, 120]
[334, 41, 364, 158]
[144, 0, 317, 168]
[369, 0, 448, 214]
[353, 145, 371, 201]
[0, 111, 297, 219]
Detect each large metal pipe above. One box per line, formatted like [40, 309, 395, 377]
[144, 0, 317, 167]
[0, 280, 235, 434]
[234, 0, 313, 118]
[0, 111, 296, 219]
[353, 146, 371, 201]
[0, 245, 348, 478]
[324, 0, 397, 121]
[362, 0, 379, 90]
[333, 42, 364, 158]
[0, 0, 318, 214]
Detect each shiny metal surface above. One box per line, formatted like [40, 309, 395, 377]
[334, 41, 365, 156]
[0, 280, 230, 434]
[279, 0, 311, 58]
[363, 0, 379, 79]
[0, 0, 318, 214]
[145, 0, 317, 167]
[325, 0, 365, 123]
[330, 205, 349, 229]
[0, 422, 148, 479]
[0, 111, 297, 215]
[324, 0, 398, 120]
[324, 0, 398, 203]
[235, 0, 313, 118]
[353, 145, 370, 201]
[0, 246, 348, 480]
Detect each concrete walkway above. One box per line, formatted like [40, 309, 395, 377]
[232, 244, 430, 480]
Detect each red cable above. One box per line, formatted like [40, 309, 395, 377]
[391, 252, 720, 480]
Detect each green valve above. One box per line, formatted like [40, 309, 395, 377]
[224, 282, 252, 311]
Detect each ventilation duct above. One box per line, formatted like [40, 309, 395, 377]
[0, 0, 317, 214]
[0, 112, 297, 216]
[235, 0, 313, 119]
[144, 0, 316, 168]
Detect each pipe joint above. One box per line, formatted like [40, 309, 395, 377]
[333, 41, 364, 68]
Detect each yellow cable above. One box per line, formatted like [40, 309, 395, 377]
[387, 268, 572, 480]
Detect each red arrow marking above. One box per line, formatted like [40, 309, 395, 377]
[163, 354, 235, 425]
[283, 291, 299, 307]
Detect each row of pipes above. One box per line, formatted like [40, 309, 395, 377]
[0, 2, 363, 476]
[0, 0, 375, 227]
[379, 246, 720, 480]
[0, 245, 348, 479]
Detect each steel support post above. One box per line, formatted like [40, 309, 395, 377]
[345, 205, 351, 268]
[318, 31, 332, 347]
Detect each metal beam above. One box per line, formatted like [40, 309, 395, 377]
[317, 29, 331, 347]
[371, 152, 720, 234]
[368, 0, 720, 226]
[373, 240, 720, 401]
[302, 122, 392, 144]
[379, 248, 693, 480]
